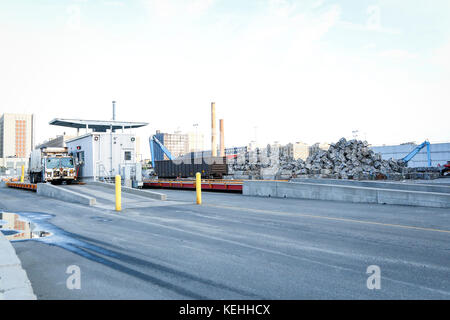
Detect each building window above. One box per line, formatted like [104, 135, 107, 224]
[124, 151, 131, 161]
[15, 120, 26, 158]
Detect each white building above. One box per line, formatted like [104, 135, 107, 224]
[50, 118, 148, 181]
[66, 133, 137, 180]
[371, 142, 450, 167]
[36, 134, 75, 149]
[188, 131, 205, 153]
[293, 142, 310, 160]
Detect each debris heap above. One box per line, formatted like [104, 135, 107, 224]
[229, 138, 406, 180]
[292, 138, 404, 179]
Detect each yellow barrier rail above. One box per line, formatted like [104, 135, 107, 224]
[6, 182, 37, 191]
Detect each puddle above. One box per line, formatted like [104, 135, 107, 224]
[0, 211, 118, 258]
[0, 212, 52, 241]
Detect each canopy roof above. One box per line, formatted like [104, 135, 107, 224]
[49, 118, 148, 132]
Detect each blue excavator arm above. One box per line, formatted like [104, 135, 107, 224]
[401, 141, 431, 167]
[149, 135, 174, 167]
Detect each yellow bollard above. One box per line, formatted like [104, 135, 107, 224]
[196, 172, 202, 205]
[115, 175, 122, 211]
[20, 165, 24, 183]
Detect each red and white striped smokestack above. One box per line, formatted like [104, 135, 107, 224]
[219, 119, 224, 157]
[211, 102, 217, 157]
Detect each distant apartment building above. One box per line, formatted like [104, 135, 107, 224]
[0, 113, 34, 158]
[293, 142, 310, 160]
[188, 132, 204, 153]
[153, 130, 189, 161]
[135, 136, 142, 162]
[309, 142, 330, 155]
[0, 113, 34, 171]
[290, 142, 330, 160]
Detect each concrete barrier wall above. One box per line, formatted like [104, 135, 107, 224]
[243, 181, 450, 208]
[290, 178, 450, 194]
[37, 183, 96, 206]
[375, 188, 450, 208]
[0, 232, 36, 299]
[90, 181, 167, 201]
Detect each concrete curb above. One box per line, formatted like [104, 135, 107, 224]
[90, 181, 167, 201]
[290, 178, 450, 194]
[244, 181, 450, 208]
[0, 232, 36, 300]
[37, 183, 96, 206]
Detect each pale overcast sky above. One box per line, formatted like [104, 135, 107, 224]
[1, 0, 449, 159]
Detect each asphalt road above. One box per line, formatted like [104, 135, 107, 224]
[1, 185, 449, 299]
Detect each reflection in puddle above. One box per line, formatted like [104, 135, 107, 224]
[0, 211, 129, 273]
[0, 211, 118, 259]
[0, 212, 52, 241]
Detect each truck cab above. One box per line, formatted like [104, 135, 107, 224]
[44, 156, 77, 184]
[29, 147, 78, 184]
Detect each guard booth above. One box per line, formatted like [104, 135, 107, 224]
[66, 132, 136, 181]
[49, 118, 148, 186]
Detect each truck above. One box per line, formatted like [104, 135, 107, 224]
[29, 147, 77, 184]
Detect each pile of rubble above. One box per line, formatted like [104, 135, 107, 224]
[291, 138, 405, 179]
[228, 138, 408, 180]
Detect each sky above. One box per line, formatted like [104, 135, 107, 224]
[1, 0, 449, 159]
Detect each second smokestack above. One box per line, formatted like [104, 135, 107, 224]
[211, 102, 217, 157]
[220, 119, 224, 157]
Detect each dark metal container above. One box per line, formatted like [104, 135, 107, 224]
[154, 156, 228, 179]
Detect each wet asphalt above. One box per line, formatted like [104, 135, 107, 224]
[0, 186, 449, 299]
